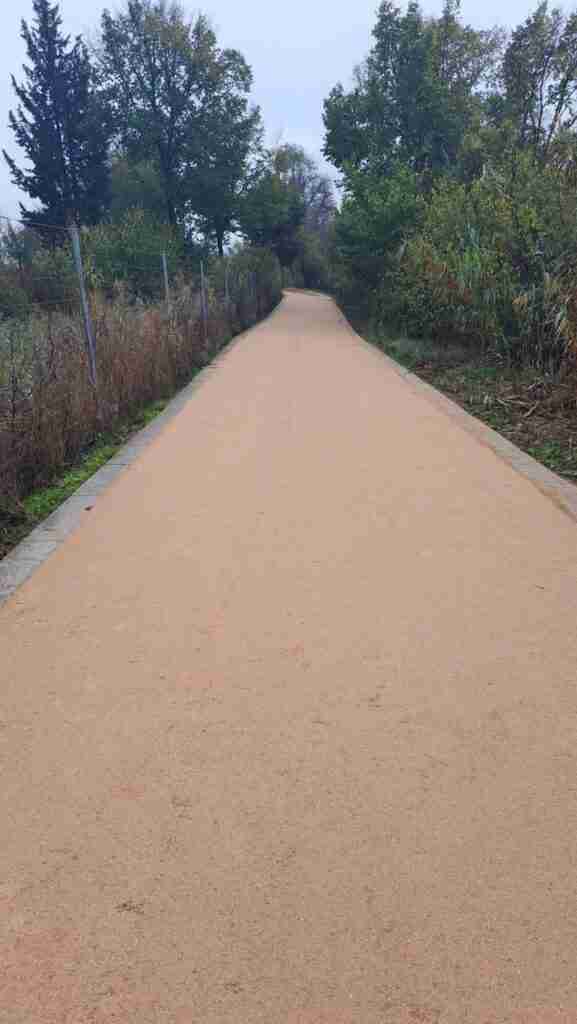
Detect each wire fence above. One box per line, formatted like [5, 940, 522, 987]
[0, 216, 282, 505]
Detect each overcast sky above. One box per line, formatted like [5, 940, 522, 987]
[0, 0, 551, 219]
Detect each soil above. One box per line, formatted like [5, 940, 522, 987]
[409, 358, 577, 481]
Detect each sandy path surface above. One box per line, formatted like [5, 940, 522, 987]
[2, 291, 577, 1024]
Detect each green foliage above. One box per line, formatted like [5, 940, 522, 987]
[238, 145, 334, 287]
[334, 165, 425, 297]
[184, 77, 262, 256]
[4, 0, 321, 298]
[100, 0, 260, 242]
[0, 283, 32, 320]
[292, 230, 333, 292]
[373, 157, 577, 365]
[324, 0, 501, 182]
[273, 145, 335, 236]
[23, 444, 120, 521]
[81, 210, 187, 299]
[0, 210, 280, 321]
[21, 399, 167, 525]
[3, 0, 111, 228]
[325, 0, 577, 369]
[0, 237, 77, 315]
[109, 158, 168, 222]
[238, 163, 306, 267]
[208, 245, 282, 324]
[501, 2, 577, 159]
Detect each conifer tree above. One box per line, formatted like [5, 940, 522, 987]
[3, 0, 111, 229]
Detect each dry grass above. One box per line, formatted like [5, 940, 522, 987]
[0, 252, 281, 510]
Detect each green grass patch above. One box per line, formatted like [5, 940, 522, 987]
[23, 444, 120, 521]
[526, 440, 577, 478]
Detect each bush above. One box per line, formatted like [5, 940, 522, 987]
[0, 274, 32, 319]
[292, 230, 333, 291]
[0, 245, 78, 315]
[342, 154, 577, 369]
[82, 210, 188, 300]
[333, 166, 425, 301]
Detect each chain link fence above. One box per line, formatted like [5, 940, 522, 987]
[0, 220, 282, 507]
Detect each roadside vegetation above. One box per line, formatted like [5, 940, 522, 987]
[0, 0, 336, 557]
[0, 246, 283, 558]
[7, 0, 577, 563]
[324, 0, 577, 482]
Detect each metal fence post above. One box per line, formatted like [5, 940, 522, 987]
[161, 252, 170, 307]
[69, 223, 98, 399]
[200, 259, 209, 344]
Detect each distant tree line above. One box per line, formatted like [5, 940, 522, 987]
[3, 0, 334, 286]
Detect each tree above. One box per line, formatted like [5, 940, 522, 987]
[272, 144, 335, 236]
[322, 74, 376, 178]
[333, 164, 425, 295]
[502, 2, 577, 160]
[108, 157, 168, 222]
[323, 0, 501, 184]
[0, 223, 42, 269]
[184, 67, 262, 256]
[100, 0, 259, 239]
[237, 145, 335, 286]
[237, 160, 305, 266]
[82, 208, 186, 299]
[3, 0, 111, 230]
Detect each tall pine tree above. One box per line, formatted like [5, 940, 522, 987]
[3, 0, 111, 229]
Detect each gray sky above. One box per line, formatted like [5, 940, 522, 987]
[0, 0, 545, 218]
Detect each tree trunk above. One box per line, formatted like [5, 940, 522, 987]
[158, 147, 178, 229]
[165, 194, 178, 229]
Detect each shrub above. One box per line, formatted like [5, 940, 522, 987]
[0, 274, 32, 319]
[82, 210, 188, 300]
[365, 156, 577, 368]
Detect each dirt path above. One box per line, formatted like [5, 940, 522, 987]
[2, 292, 577, 1024]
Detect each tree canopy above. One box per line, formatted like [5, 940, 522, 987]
[100, 0, 261, 243]
[324, 0, 502, 183]
[3, 0, 112, 228]
[324, 0, 577, 366]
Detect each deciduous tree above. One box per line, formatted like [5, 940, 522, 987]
[502, 2, 577, 160]
[100, 0, 260, 240]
